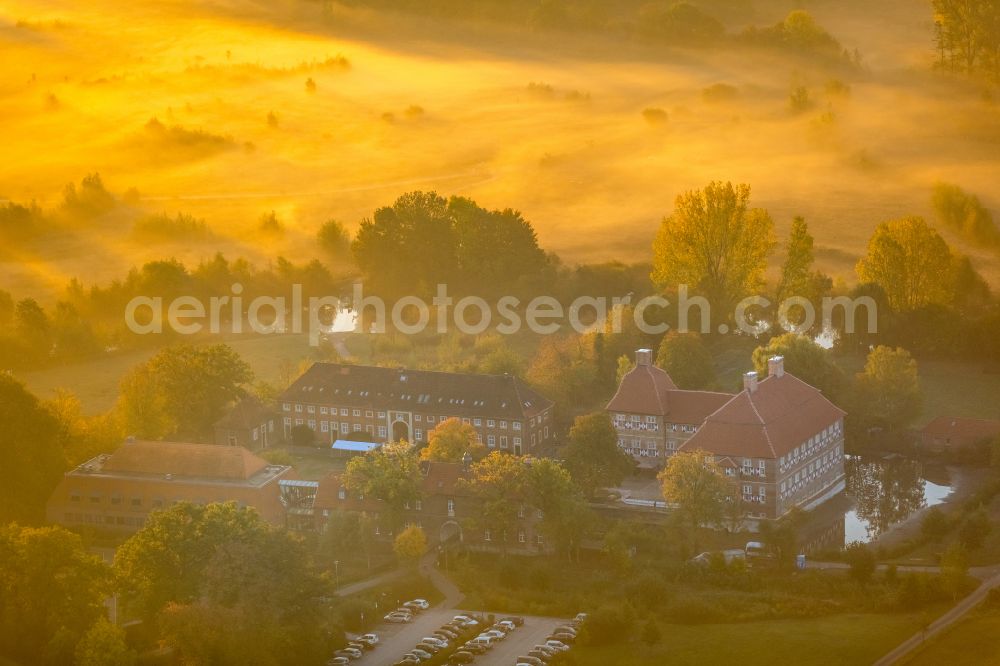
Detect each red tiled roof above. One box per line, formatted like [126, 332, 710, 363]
[921, 416, 1000, 441]
[102, 441, 268, 481]
[679, 372, 845, 459]
[214, 396, 275, 430]
[605, 363, 731, 423]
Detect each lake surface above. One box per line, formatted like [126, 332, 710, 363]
[843, 455, 952, 544]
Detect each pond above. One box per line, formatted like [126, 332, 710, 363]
[843, 455, 952, 544]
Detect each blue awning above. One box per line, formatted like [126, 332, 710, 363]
[332, 439, 381, 453]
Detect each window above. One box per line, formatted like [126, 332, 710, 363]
[252, 428, 259, 441]
[474, 418, 482, 426]
[307, 405, 315, 414]
[488, 435, 496, 448]
[340, 408, 348, 416]
[295, 418, 303, 425]
[378, 426, 387, 437]
[152, 498, 164, 509]
[295, 404, 303, 413]
[366, 410, 373, 418]
[518, 505, 525, 518]
[70, 491, 81, 503]
[320, 406, 328, 415]
[282, 403, 290, 411]
[321, 422, 329, 432]
[378, 411, 386, 418]
[111, 494, 122, 506]
[415, 500, 422, 511]
[484, 529, 491, 542]
[352, 409, 361, 417]
[338, 488, 346, 500]
[646, 415, 656, 424]
[415, 414, 422, 422]
[341, 422, 349, 433]
[536, 534, 544, 545]
[487, 419, 496, 428]
[500, 420, 508, 429]
[308, 419, 316, 429]
[90, 494, 101, 504]
[544, 426, 549, 439]
[428, 416, 436, 424]
[513, 437, 521, 448]
[513, 421, 522, 431]
[447, 499, 455, 517]
[500, 436, 508, 449]
[131, 497, 142, 508]
[415, 429, 424, 440]
[463, 418, 471, 425]
[284, 417, 291, 426]
[518, 530, 526, 543]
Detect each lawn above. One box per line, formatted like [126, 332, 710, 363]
[571, 612, 930, 666]
[902, 600, 1000, 665]
[16, 332, 317, 414]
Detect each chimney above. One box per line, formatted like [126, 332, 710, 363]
[768, 356, 785, 378]
[744, 371, 759, 393]
[636, 348, 653, 366]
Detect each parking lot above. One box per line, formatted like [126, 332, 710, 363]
[351, 608, 571, 665]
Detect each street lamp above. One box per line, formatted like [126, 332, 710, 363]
[334, 560, 340, 589]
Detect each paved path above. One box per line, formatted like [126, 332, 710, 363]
[873, 568, 1000, 665]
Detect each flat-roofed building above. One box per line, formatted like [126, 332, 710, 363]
[46, 440, 293, 533]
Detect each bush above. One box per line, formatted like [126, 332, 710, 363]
[844, 542, 876, 585]
[290, 424, 315, 447]
[958, 509, 991, 550]
[664, 594, 726, 624]
[921, 507, 951, 541]
[259, 449, 293, 466]
[579, 604, 633, 646]
[641, 107, 668, 124]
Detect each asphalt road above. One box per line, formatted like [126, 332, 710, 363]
[350, 608, 571, 666]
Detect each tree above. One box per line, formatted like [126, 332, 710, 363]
[856, 216, 953, 311]
[46, 389, 123, 466]
[751, 333, 847, 404]
[342, 441, 422, 533]
[657, 449, 729, 551]
[393, 525, 428, 566]
[844, 542, 876, 585]
[776, 217, 831, 324]
[854, 346, 923, 432]
[932, 0, 1000, 74]
[921, 506, 951, 542]
[656, 331, 716, 390]
[615, 354, 633, 388]
[460, 451, 527, 555]
[652, 181, 775, 319]
[0, 374, 66, 524]
[75, 618, 136, 666]
[114, 502, 270, 620]
[524, 458, 593, 559]
[526, 334, 600, 426]
[290, 423, 315, 447]
[118, 344, 253, 440]
[318, 219, 351, 259]
[563, 412, 634, 498]
[14, 297, 51, 364]
[0, 524, 110, 663]
[958, 509, 991, 550]
[421, 417, 486, 462]
[941, 542, 970, 600]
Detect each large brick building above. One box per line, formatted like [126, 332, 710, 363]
[608, 350, 846, 519]
[46, 440, 293, 533]
[278, 363, 554, 454]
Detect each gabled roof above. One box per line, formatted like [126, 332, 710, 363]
[101, 440, 269, 480]
[606, 364, 732, 424]
[214, 395, 275, 430]
[921, 416, 1000, 441]
[679, 372, 845, 459]
[280, 363, 551, 419]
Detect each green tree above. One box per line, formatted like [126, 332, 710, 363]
[656, 331, 716, 389]
[854, 346, 923, 432]
[14, 297, 51, 364]
[652, 181, 775, 319]
[958, 509, 991, 550]
[75, 618, 136, 666]
[844, 542, 876, 585]
[342, 441, 422, 532]
[114, 502, 270, 620]
[393, 525, 428, 566]
[318, 219, 351, 259]
[0, 524, 110, 663]
[524, 457, 593, 560]
[118, 344, 253, 440]
[563, 412, 634, 498]
[921, 506, 951, 541]
[776, 217, 831, 324]
[751, 333, 847, 404]
[941, 542, 970, 600]
[0, 374, 66, 524]
[932, 0, 1000, 73]
[657, 449, 729, 551]
[460, 451, 527, 555]
[614, 354, 633, 388]
[421, 417, 487, 462]
[856, 216, 953, 311]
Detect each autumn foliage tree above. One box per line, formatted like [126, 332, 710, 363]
[656, 331, 716, 390]
[421, 417, 486, 462]
[658, 449, 730, 552]
[343, 441, 422, 532]
[652, 181, 775, 322]
[563, 412, 634, 497]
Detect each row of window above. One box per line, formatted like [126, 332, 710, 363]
[283, 403, 548, 432]
[63, 513, 146, 527]
[778, 421, 843, 472]
[612, 414, 697, 434]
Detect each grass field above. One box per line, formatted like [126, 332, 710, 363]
[571, 612, 933, 666]
[902, 601, 1000, 665]
[16, 332, 317, 413]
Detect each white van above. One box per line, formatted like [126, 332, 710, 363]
[469, 635, 495, 649]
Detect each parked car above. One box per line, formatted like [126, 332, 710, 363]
[358, 633, 379, 647]
[573, 612, 588, 623]
[482, 629, 506, 641]
[501, 616, 525, 627]
[448, 651, 475, 665]
[461, 642, 487, 654]
[416, 643, 440, 654]
[496, 620, 516, 632]
[468, 636, 495, 649]
[325, 658, 349, 666]
[334, 647, 362, 660]
[544, 639, 570, 652]
[528, 649, 552, 663]
[410, 648, 433, 661]
[553, 625, 577, 636]
[549, 632, 576, 644]
[533, 644, 557, 656]
[453, 615, 478, 626]
[421, 637, 448, 649]
[516, 657, 544, 666]
[395, 607, 414, 616]
[384, 612, 412, 623]
[435, 628, 459, 640]
[409, 598, 430, 610]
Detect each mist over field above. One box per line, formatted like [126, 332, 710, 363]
[1, 0, 999, 300]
